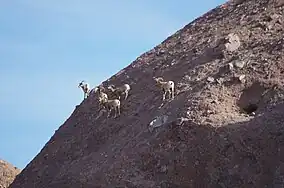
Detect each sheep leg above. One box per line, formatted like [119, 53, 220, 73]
[115, 107, 120, 118]
[114, 108, 116, 118]
[108, 110, 112, 118]
[171, 88, 175, 99]
[165, 90, 170, 100]
[117, 106, 121, 116]
[99, 103, 103, 110]
[124, 92, 128, 100]
[107, 108, 111, 118]
[162, 92, 166, 101]
[161, 88, 165, 100]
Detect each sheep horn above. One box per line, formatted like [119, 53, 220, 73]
[99, 86, 105, 91]
[107, 85, 114, 89]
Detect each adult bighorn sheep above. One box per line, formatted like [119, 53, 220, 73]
[153, 77, 175, 101]
[78, 80, 91, 99]
[94, 86, 120, 118]
[101, 98, 121, 118]
[94, 86, 108, 109]
[107, 83, 131, 100]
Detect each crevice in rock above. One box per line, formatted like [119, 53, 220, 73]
[242, 103, 258, 114]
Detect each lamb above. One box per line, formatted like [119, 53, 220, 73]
[107, 83, 131, 100]
[153, 77, 175, 101]
[78, 80, 91, 99]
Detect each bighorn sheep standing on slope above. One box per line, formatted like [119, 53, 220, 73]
[107, 84, 131, 100]
[94, 86, 108, 109]
[94, 86, 120, 118]
[78, 80, 91, 99]
[101, 98, 121, 118]
[153, 77, 175, 101]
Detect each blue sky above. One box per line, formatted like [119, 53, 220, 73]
[0, 0, 226, 169]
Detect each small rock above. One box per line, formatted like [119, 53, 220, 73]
[267, 24, 273, 31]
[216, 77, 225, 84]
[160, 165, 168, 173]
[149, 115, 169, 132]
[228, 62, 234, 70]
[207, 77, 215, 83]
[225, 33, 241, 52]
[176, 117, 190, 125]
[238, 74, 246, 82]
[274, 0, 284, 7]
[184, 75, 191, 81]
[252, 9, 258, 14]
[270, 13, 281, 20]
[234, 61, 246, 69]
[240, 14, 246, 21]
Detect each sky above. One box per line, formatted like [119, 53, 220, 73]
[0, 0, 226, 169]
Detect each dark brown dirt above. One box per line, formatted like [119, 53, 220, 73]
[9, 0, 284, 187]
[0, 159, 20, 188]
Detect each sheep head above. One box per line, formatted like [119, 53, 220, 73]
[94, 87, 99, 93]
[153, 77, 164, 86]
[99, 85, 106, 92]
[153, 77, 164, 83]
[107, 84, 116, 91]
[94, 85, 105, 93]
[78, 80, 85, 88]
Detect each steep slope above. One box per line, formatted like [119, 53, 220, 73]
[0, 159, 20, 188]
[10, 0, 284, 187]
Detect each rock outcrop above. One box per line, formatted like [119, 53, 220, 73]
[9, 0, 284, 187]
[0, 159, 20, 188]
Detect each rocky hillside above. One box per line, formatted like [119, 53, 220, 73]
[0, 159, 20, 188]
[9, 0, 284, 187]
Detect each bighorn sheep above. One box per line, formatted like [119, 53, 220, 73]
[94, 86, 120, 118]
[94, 86, 108, 109]
[102, 99, 121, 118]
[153, 77, 175, 101]
[98, 94, 121, 118]
[107, 84, 131, 100]
[78, 80, 91, 99]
